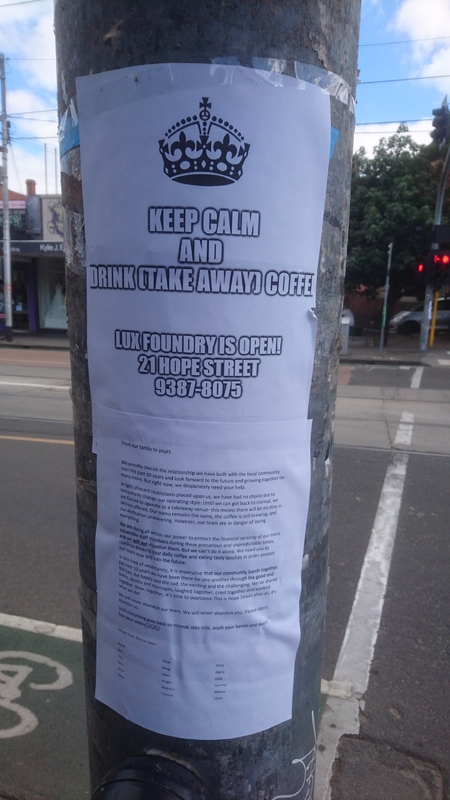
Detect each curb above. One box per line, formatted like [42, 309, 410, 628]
[340, 357, 425, 367]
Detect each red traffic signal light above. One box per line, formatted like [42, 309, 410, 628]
[417, 249, 450, 286]
[431, 249, 450, 287]
[416, 260, 429, 284]
[433, 252, 450, 266]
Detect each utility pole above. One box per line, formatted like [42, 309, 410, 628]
[44, 142, 48, 194]
[54, 2, 361, 797]
[0, 53, 13, 342]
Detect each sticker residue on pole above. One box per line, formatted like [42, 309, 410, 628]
[77, 63, 330, 740]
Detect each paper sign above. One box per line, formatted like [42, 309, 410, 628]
[95, 408, 312, 739]
[77, 63, 330, 739]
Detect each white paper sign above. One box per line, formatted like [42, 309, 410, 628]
[94, 409, 312, 739]
[77, 63, 330, 739]
[78, 63, 330, 425]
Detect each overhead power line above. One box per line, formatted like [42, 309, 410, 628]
[12, 135, 58, 140]
[355, 118, 432, 126]
[360, 35, 450, 47]
[7, 57, 55, 61]
[10, 108, 57, 115]
[10, 116, 56, 122]
[10, 118, 56, 124]
[355, 129, 430, 135]
[360, 74, 450, 85]
[0, 0, 47, 8]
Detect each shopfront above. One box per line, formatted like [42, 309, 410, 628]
[1, 240, 66, 333]
[1, 189, 66, 335]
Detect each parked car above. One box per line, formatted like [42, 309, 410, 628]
[389, 297, 450, 335]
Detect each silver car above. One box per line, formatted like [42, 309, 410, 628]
[389, 297, 450, 335]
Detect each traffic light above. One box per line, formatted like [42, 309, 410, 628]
[415, 258, 431, 287]
[413, 223, 432, 258]
[417, 260, 427, 278]
[413, 225, 426, 256]
[430, 250, 450, 287]
[431, 98, 449, 147]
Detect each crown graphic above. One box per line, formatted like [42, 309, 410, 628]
[159, 97, 250, 186]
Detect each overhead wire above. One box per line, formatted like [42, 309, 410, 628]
[12, 135, 58, 140]
[355, 129, 430, 134]
[0, 0, 48, 7]
[10, 109, 57, 115]
[9, 117, 56, 123]
[2, 16, 449, 163]
[356, 118, 432, 126]
[360, 34, 450, 47]
[360, 74, 450, 85]
[9, 142, 21, 190]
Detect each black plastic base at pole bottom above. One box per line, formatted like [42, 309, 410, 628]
[91, 754, 212, 800]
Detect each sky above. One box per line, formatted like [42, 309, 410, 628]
[0, 0, 450, 195]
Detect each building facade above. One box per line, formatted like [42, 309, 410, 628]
[0, 180, 65, 334]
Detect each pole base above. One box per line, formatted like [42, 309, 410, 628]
[91, 754, 211, 800]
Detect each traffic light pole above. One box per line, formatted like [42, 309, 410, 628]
[429, 291, 440, 348]
[420, 119, 450, 351]
[379, 242, 393, 354]
[55, 1, 361, 796]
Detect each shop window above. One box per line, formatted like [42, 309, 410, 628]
[12, 266, 29, 330]
[39, 261, 67, 330]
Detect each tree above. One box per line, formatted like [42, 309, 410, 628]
[346, 125, 450, 320]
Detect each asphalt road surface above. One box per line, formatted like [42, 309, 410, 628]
[0, 350, 78, 628]
[319, 359, 450, 800]
[0, 348, 449, 800]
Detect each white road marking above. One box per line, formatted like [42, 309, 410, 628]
[315, 448, 409, 799]
[394, 411, 414, 447]
[333, 452, 408, 691]
[0, 651, 73, 691]
[410, 366, 424, 389]
[0, 380, 69, 391]
[437, 359, 450, 366]
[0, 612, 82, 642]
[0, 696, 38, 738]
[0, 651, 73, 739]
[0, 434, 74, 445]
[320, 680, 352, 699]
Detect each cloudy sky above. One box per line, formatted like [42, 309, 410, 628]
[356, 0, 450, 153]
[0, 0, 450, 194]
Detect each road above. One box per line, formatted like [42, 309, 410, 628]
[0, 349, 87, 800]
[319, 358, 450, 800]
[0, 348, 449, 799]
[0, 350, 78, 628]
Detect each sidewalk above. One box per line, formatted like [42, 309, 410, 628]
[340, 331, 450, 367]
[0, 331, 69, 351]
